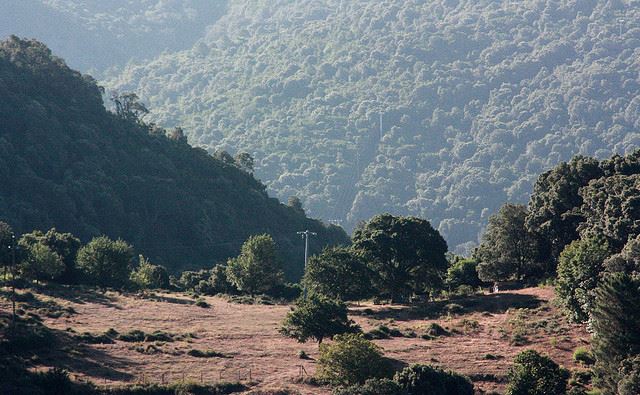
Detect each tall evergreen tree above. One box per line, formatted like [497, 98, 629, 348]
[591, 273, 640, 395]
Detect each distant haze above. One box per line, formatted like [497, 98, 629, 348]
[5, 0, 640, 253]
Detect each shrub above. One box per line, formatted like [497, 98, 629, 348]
[195, 298, 210, 308]
[116, 330, 146, 342]
[316, 333, 393, 386]
[446, 258, 482, 289]
[32, 367, 73, 395]
[506, 350, 569, 395]
[573, 347, 595, 366]
[20, 242, 66, 283]
[333, 378, 406, 395]
[130, 255, 170, 290]
[424, 323, 448, 338]
[394, 364, 474, 395]
[187, 349, 227, 358]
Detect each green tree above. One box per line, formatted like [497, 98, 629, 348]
[591, 273, 640, 394]
[394, 364, 474, 395]
[506, 350, 569, 395]
[0, 221, 14, 277]
[226, 234, 283, 296]
[303, 246, 372, 301]
[20, 242, 65, 283]
[526, 156, 603, 261]
[316, 333, 391, 386]
[446, 256, 482, 290]
[352, 214, 448, 301]
[555, 236, 611, 322]
[76, 236, 134, 287]
[234, 152, 254, 173]
[129, 255, 170, 289]
[287, 196, 305, 215]
[618, 356, 640, 395]
[18, 228, 81, 283]
[209, 263, 236, 294]
[280, 294, 356, 344]
[110, 92, 149, 125]
[579, 174, 640, 251]
[475, 204, 544, 283]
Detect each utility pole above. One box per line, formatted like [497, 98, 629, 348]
[9, 233, 16, 328]
[619, 19, 625, 37]
[379, 111, 383, 142]
[297, 230, 317, 299]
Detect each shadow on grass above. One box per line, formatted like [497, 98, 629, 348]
[34, 284, 122, 309]
[350, 292, 543, 321]
[1, 304, 136, 383]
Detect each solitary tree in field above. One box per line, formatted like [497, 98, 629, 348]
[226, 234, 283, 296]
[280, 294, 355, 344]
[352, 214, 448, 301]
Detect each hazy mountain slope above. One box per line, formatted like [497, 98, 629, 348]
[0, 0, 228, 73]
[0, 37, 348, 277]
[108, 0, 640, 252]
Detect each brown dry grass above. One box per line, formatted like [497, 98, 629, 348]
[0, 286, 589, 394]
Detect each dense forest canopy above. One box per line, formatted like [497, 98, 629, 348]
[102, 0, 640, 253]
[0, 0, 228, 73]
[0, 36, 348, 278]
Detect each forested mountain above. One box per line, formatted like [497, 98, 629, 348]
[0, 0, 227, 73]
[104, 0, 640, 253]
[0, 36, 348, 277]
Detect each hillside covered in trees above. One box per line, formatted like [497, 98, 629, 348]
[0, 36, 348, 277]
[106, 0, 640, 253]
[0, 0, 228, 73]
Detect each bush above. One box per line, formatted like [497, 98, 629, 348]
[316, 333, 393, 386]
[32, 367, 73, 395]
[130, 255, 170, 290]
[333, 378, 406, 395]
[187, 349, 227, 358]
[394, 364, 474, 395]
[506, 350, 569, 395]
[446, 258, 482, 289]
[573, 347, 595, 366]
[195, 298, 210, 308]
[20, 242, 66, 283]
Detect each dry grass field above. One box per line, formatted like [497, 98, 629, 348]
[0, 286, 590, 394]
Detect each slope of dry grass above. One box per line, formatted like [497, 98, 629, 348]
[0, 286, 589, 394]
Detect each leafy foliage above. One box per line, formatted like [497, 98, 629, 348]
[476, 204, 543, 283]
[225, 234, 284, 295]
[129, 255, 170, 290]
[446, 257, 482, 290]
[394, 364, 474, 395]
[316, 333, 391, 386]
[19, 242, 65, 283]
[280, 294, 356, 344]
[303, 246, 372, 301]
[76, 236, 134, 287]
[333, 378, 405, 395]
[591, 273, 640, 394]
[0, 36, 349, 277]
[18, 228, 81, 283]
[555, 236, 611, 322]
[352, 214, 448, 300]
[506, 350, 569, 395]
[107, 0, 640, 254]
